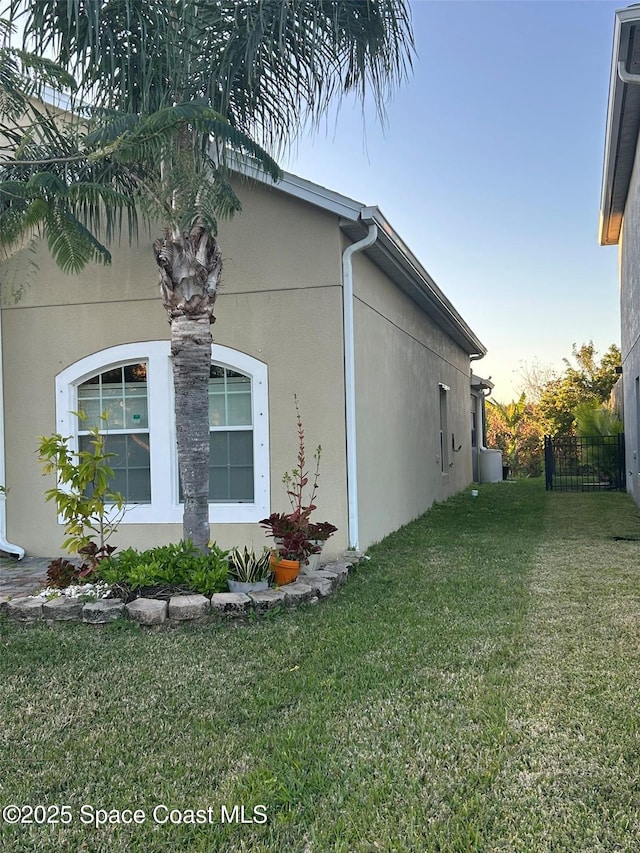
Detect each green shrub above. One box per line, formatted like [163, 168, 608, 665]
[38, 414, 125, 555]
[97, 540, 229, 596]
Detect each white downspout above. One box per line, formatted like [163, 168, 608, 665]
[342, 222, 378, 552]
[618, 60, 640, 85]
[0, 306, 25, 558]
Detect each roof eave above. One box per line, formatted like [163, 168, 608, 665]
[233, 156, 486, 357]
[599, 7, 640, 246]
[341, 209, 487, 357]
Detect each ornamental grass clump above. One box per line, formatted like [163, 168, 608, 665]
[227, 546, 272, 584]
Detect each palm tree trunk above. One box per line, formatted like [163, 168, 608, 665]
[154, 226, 221, 552]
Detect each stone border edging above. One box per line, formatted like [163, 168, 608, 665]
[0, 562, 353, 627]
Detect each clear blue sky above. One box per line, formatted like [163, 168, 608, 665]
[284, 0, 622, 402]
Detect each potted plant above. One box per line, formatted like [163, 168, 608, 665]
[260, 396, 338, 585]
[259, 513, 318, 585]
[227, 546, 272, 593]
[303, 521, 338, 573]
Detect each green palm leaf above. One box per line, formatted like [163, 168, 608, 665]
[45, 207, 111, 273]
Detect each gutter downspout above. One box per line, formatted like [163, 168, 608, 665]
[480, 384, 493, 450]
[342, 223, 378, 552]
[0, 307, 24, 558]
[618, 60, 640, 85]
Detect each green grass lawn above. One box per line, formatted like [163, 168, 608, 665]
[2, 480, 640, 852]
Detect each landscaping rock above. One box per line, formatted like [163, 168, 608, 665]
[42, 597, 84, 621]
[6, 597, 43, 621]
[281, 581, 313, 605]
[1, 551, 355, 628]
[210, 592, 252, 614]
[299, 572, 333, 597]
[320, 561, 351, 584]
[169, 594, 210, 621]
[83, 599, 126, 624]
[249, 588, 286, 613]
[126, 597, 167, 626]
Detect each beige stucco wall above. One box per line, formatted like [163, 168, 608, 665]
[2, 179, 348, 557]
[619, 133, 640, 503]
[351, 248, 473, 550]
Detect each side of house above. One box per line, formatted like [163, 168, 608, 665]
[1, 169, 486, 557]
[600, 6, 640, 504]
[347, 224, 484, 549]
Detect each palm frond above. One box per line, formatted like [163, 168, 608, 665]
[92, 102, 281, 183]
[15, 1, 414, 152]
[45, 207, 111, 273]
[10, 0, 413, 243]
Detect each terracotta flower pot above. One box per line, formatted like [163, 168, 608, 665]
[270, 556, 300, 586]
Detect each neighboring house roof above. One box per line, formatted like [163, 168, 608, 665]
[471, 374, 494, 392]
[600, 5, 640, 246]
[240, 162, 487, 357]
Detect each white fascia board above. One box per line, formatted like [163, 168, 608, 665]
[232, 155, 364, 221]
[599, 7, 640, 246]
[40, 83, 73, 112]
[358, 206, 487, 357]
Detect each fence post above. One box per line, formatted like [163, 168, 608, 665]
[619, 433, 626, 490]
[544, 435, 553, 491]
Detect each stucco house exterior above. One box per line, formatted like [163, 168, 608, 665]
[599, 5, 640, 504]
[0, 166, 488, 559]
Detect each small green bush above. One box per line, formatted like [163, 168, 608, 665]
[97, 540, 229, 597]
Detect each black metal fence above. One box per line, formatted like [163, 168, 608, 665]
[544, 434, 625, 492]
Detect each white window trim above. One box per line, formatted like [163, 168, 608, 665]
[55, 341, 270, 524]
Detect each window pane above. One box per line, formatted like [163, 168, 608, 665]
[209, 467, 230, 502]
[227, 393, 251, 426]
[209, 365, 225, 380]
[126, 434, 151, 466]
[226, 372, 250, 391]
[124, 397, 148, 430]
[124, 363, 147, 383]
[229, 467, 254, 501]
[77, 399, 102, 428]
[102, 401, 125, 429]
[210, 431, 228, 466]
[126, 468, 152, 503]
[209, 394, 226, 427]
[101, 367, 123, 385]
[78, 385, 100, 400]
[229, 431, 253, 465]
[104, 433, 127, 462]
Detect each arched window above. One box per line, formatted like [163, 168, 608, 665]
[56, 342, 269, 524]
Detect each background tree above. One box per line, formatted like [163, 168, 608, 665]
[515, 358, 557, 404]
[486, 393, 544, 478]
[537, 341, 621, 436]
[12, 0, 415, 552]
